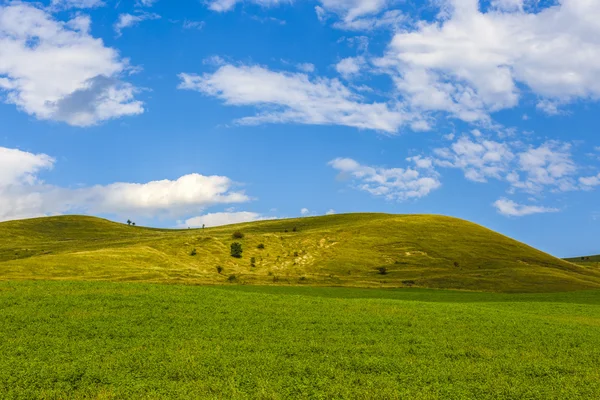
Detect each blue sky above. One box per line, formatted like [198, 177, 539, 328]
[1, 0, 599, 257]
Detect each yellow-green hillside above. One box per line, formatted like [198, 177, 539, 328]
[565, 254, 600, 269]
[1, 213, 599, 292]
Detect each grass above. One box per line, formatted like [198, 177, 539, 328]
[1, 213, 600, 292]
[565, 254, 600, 269]
[1, 280, 600, 399]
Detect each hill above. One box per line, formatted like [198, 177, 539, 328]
[565, 254, 600, 268]
[1, 213, 599, 292]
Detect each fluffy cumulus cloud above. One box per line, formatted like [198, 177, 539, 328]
[114, 12, 161, 36]
[434, 136, 515, 182]
[335, 56, 364, 79]
[329, 157, 441, 201]
[198, 0, 600, 131]
[493, 198, 559, 217]
[434, 136, 583, 194]
[178, 64, 407, 133]
[0, 3, 143, 126]
[0, 147, 250, 222]
[374, 0, 600, 123]
[300, 208, 310, 215]
[178, 211, 266, 228]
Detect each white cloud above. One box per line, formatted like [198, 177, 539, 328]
[315, 5, 327, 22]
[296, 63, 315, 73]
[434, 136, 579, 193]
[375, 0, 600, 124]
[580, 173, 600, 188]
[178, 63, 407, 133]
[329, 157, 441, 201]
[326, 209, 336, 215]
[434, 136, 515, 182]
[182, 20, 205, 30]
[0, 147, 55, 187]
[114, 12, 160, 36]
[50, 0, 105, 9]
[0, 147, 250, 222]
[335, 56, 364, 78]
[137, 0, 158, 6]
[179, 211, 266, 228]
[207, 0, 288, 12]
[511, 141, 578, 193]
[493, 198, 559, 217]
[300, 207, 310, 215]
[333, 9, 405, 31]
[0, 4, 143, 126]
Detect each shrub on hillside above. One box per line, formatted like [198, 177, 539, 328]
[227, 274, 237, 282]
[377, 267, 388, 275]
[257, 243, 265, 249]
[230, 242, 243, 258]
[216, 266, 223, 274]
[190, 248, 197, 256]
[250, 257, 256, 267]
[232, 231, 245, 239]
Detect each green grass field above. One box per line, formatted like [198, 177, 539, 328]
[2, 281, 600, 399]
[2, 213, 600, 292]
[2, 214, 600, 398]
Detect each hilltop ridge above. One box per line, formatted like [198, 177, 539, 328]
[1, 213, 599, 292]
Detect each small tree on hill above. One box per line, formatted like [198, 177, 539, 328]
[231, 242, 243, 258]
[127, 219, 132, 226]
[232, 231, 245, 239]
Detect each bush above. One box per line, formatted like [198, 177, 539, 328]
[293, 251, 299, 257]
[377, 267, 388, 275]
[230, 242, 243, 258]
[190, 248, 197, 256]
[257, 243, 265, 249]
[250, 257, 256, 267]
[216, 266, 223, 274]
[232, 231, 245, 239]
[453, 261, 460, 268]
[292, 226, 297, 232]
[227, 274, 237, 282]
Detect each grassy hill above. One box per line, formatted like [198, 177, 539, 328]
[565, 254, 600, 268]
[1, 213, 599, 292]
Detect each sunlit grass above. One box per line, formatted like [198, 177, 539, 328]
[1, 214, 599, 292]
[1, 281, 600, 399]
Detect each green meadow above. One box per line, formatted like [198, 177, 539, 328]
[2, 281, 600, 399]
[2, 214, 600, 398]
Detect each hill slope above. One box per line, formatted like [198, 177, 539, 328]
[1, 213, 599, 292]
[565, 254, 600, 269]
